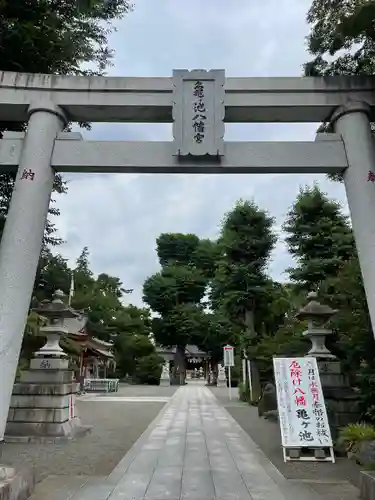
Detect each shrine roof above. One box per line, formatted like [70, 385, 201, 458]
[63, 313, 88, 334]
[91, 336, 113, 348]
[89, 346, 115, 359]
[156, 344, 207, 356]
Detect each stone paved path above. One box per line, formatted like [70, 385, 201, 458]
[211, 386, 360, 499]
[58, 382, 332, 499]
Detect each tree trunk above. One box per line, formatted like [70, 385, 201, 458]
[245, 309, 256, 338]
[245, 309, 261, 400]
[212, 361, 218, 385]
[175, 345, 186, 385]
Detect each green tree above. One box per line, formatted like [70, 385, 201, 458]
[71, 248, 127, 340]
[0, 0, 132, 244]
[210, 200, 277, 336]
[320, 258, 373, 372]
[143, 264, 207, 316]
[75, 247, 94, 281]
[143, 234, 216, 384]
[319, 257, 375, 422]
[114, 307, 164, 385]
[304, 0, 375, 183]
[304, 0, 375, 77]
[283, 185, 355, 291]
[115, 333, 154, 377]
[209, 200, 277, 395]
[192, 311, 240, 371]
[34, 250, 71, 302]
[22, 242, 160, 384]
[156, 233, 200, 267]
[111, 305, 153, 338]
[0, 0, 132, 75]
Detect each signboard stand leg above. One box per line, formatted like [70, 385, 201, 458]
[228, 366, 232, 401]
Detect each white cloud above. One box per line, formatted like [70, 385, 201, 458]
[54, 0, 349, 307]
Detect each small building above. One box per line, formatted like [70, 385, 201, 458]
[63, 313, 116, 381]
[156, 344, 210, 379]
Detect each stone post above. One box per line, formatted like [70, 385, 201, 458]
[217, 364, 226, 387]
[6, 291, 90, 441]
[297, 292, 359, 440]
[159, 361, 170, 386]
[331, 102, 375, 339]
[0, 100, 67, 443]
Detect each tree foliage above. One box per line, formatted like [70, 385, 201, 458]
[283, 185, 355, 290]
[0, 0, 132, 75]
[210, 200, 277, 334]
[0, 0, 132, 245]
[143, 264, 207, 316]
[304, 0, 375, 76]
[143, 234, 217, 383]
[26, 245, 161, 384]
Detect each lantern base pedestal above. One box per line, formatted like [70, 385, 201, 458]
[5, 358, 91, 442]
[159, 375, 170, 386]
[317, 359, 360, 442]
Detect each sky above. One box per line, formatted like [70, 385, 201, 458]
[54, 0, 349, 308]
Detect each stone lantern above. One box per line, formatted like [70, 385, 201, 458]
[295, 291, 360, 440]
[296, 291, 337, 359]
[6, 290, 89, 441]
[32, 289, 78, 365]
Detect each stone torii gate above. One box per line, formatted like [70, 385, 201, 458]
[0, 69, 375, 441]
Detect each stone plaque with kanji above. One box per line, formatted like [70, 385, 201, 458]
[172, 69, 225, 157]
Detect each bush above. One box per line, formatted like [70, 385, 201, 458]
[133, 353, 163, 385]
[356, 364, 375, 424]
[338, 422, 375, 454]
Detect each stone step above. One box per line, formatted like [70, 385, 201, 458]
[28, 475, 112, 500]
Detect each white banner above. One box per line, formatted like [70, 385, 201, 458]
[273, 357, 333, 448]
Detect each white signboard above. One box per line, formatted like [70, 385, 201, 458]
[273, 357, 333, 449]
[223, 345, 234, 367]
[172, 69, 225, 157]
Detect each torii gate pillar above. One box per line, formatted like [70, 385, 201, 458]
[0, 100, 66, 442]
[331, 102, 375, 333]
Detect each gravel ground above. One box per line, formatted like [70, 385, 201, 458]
[210, 386, 361, 499]
[2, 384, 178, 484]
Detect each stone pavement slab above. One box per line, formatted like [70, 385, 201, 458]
[65, 383, 328, 500]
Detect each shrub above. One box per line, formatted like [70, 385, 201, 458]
[356, 365, 375, 424]
[133, 353, 163, 385]
[338, 422, 375, 454]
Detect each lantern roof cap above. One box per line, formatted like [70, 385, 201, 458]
[296, 291, 337, 321]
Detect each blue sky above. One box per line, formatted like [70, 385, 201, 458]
[55, 0, 348, 307]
